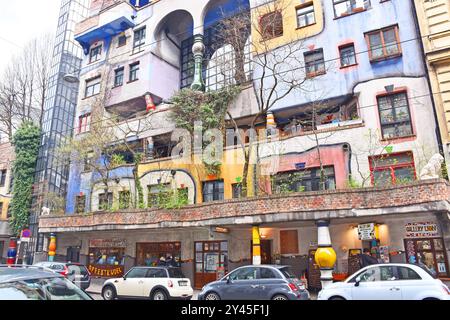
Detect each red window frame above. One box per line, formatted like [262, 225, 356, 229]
[369, 151, 416, 186]
[78, 113, 91, 134]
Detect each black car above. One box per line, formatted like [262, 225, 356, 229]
[34, 262, 91, 290]
[0, 265, 92, 300]
[198, 265, 310, 300]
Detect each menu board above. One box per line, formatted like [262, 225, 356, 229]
[357, 223, 376, 240]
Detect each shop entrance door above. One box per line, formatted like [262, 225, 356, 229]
[250, 240, 272, 264]
[404, 237, 449, 278]
[67, 247, 80, 263]
[194, 241, 228, 289]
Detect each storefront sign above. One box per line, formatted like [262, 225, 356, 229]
[89, 239, 127, 248]
[87, 265, 124, 278]
[214, 227, 230, 234]
[405, 222, 438, 238]
[357, 223, 376, 240]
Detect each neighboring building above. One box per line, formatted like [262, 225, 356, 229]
[0, 143, 14, 263]
[413, 0, 450, 171]
[38, 0, 450, 288]
[29, 0, 91, 263]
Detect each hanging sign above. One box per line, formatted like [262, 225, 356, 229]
[405, 222, 438, 238]
[357, 223, 376, 240]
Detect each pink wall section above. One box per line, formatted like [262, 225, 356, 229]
[273, 144, 350, 189]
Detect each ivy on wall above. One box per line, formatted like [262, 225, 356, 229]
[9, 122, 41, 236]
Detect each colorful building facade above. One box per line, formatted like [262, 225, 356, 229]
[38, 0, 450, 287]
[0, 143, 14, 263]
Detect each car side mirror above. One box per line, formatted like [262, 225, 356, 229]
[355, 276, 361, 287]
[226, 277, 232, 284]
[123, 276, 127, 281]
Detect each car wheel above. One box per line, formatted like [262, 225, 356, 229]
[152, 289, 168, 300]
[102, 286, 116, 301]
[272, 294, 288, 301]
[204, 292, 221, 300]
[329, 296, 346, 301]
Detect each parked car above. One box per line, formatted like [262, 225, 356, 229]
[33, 261, 91, 290]
[198, 265, 310, 300]
[101, 266, 193, 300]
[0, 265, 92, 300]
[318, 263, 450, 300]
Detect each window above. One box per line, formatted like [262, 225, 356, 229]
[296, 3, 315, 28]
[0, 202, 3, 217]
[333, 0, 371, 18]
[229, 267, 259, 280]
[260, 268, 278, 279]
[119, 190, 131, 209]
[366, 25, 401, 61]
[202, 180, 224, 202]
[273, 166, 336, 193]
[0, 170, 6, 187]
[118, 34, 127, 47]
[369, 152, 416, 186]
[125, 268, 147, 278]
[129, 62, 140, 82]
[77, 113, 91, 134]
[232, 183, 243, 199]
[114, 68, 124, 87]
[304, 49, 325, 78]
[84, 77, 101, 98]
[89, 44, 102, 63]
[75, 195, 86, 214]
[98, 192, 113, 211]
[260, 11, 283, 40]
[146, 268, 167, 278]
[339, 44, 357, 67]
[133, 27, 146, 53]
[148, 184, 171, 208]
[397, 266, 421, 280]
[377, 92, 412, 139]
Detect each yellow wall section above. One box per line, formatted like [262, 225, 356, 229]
[0, 197, 10, 221]
[138, 147, 256, 204]
[251, 0, 324, 53]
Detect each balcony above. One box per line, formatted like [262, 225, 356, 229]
[75, 0, 136, 54]
[39, 179, 450, 233]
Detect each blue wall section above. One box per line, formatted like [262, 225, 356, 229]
[253, 0, 425, 111]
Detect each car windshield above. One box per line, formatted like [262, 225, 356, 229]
[167, 268, 185, 278]
[279, 267, 296, 279]
[0, 277, 92, 300]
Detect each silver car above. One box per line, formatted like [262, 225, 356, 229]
[198, 265, 310, 300]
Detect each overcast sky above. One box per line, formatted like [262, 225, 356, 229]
[0, 0, 61, 74]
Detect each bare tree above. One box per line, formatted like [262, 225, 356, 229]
[0, 33, 53, 141]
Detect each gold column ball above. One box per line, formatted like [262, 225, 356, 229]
[314, 247, 337, 269]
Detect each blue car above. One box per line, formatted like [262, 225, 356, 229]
[198, 265, 310, 300]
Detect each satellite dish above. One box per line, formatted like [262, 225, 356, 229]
[41, 207, 51, 216]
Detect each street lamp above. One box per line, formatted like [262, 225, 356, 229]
[63, 73, 80, 83]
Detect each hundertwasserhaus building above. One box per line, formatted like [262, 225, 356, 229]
[37, 0, 450, 288]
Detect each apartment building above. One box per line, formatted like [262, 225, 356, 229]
[38, 0, 450, 288]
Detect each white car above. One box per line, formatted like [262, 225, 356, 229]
[101, 266, 193, 300]
[318, 263, 450, 300]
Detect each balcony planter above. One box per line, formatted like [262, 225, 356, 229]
[207, 174, 218, 180]
[352, 7, 365, 13]
[316, 118, 362, 131]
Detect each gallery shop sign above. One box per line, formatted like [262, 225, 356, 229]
[405, 222, 439, 238]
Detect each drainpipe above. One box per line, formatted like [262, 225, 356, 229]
[410, 0, 446, 163]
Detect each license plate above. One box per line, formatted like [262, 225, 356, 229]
[178, 281, 188, 287]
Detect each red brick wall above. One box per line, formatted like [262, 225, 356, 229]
[39, 179, 450, 230]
